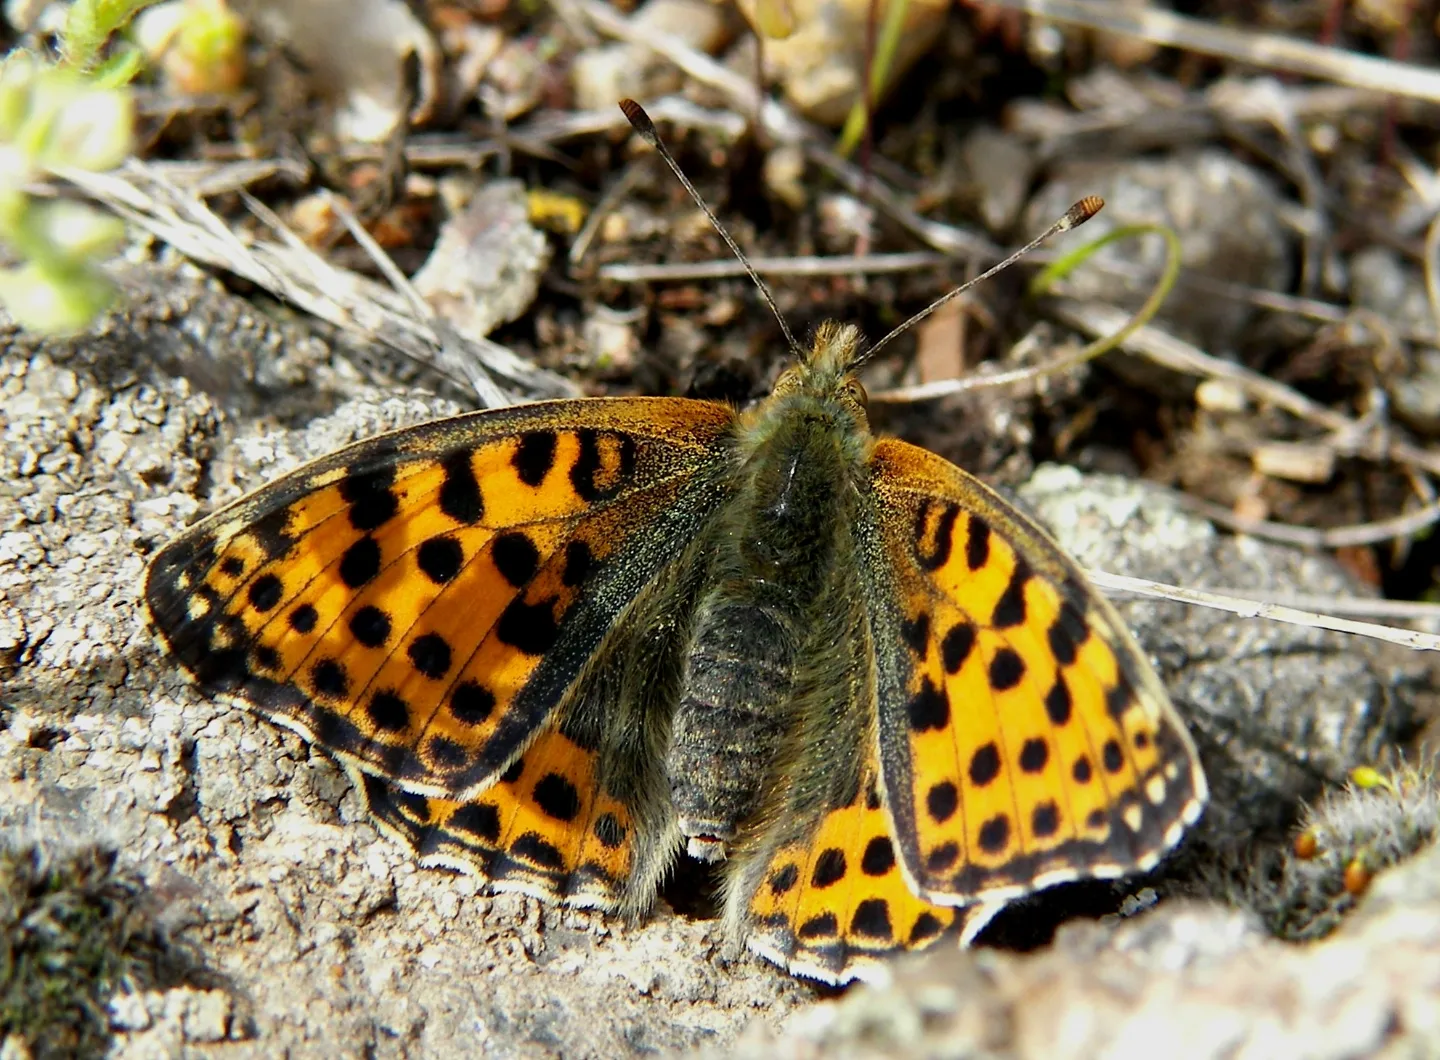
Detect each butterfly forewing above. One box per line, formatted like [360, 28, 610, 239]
[863, 438, 1206, 905]
[146, 397, 738, 802]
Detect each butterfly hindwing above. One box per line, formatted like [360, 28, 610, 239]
[146, 397, 737, 802]
[734, 755, 1005, 983]
[358, 724, 638, 911]
[863, 438, 1206, 905]
[719, 590, 986, 984]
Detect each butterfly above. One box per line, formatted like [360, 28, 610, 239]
[143, 104, 1207, 986]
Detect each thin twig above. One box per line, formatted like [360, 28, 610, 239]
[1425, 208, 1440, 341]
[1192, 592, 1440, 622]
[1089, 570, 1440, 652]
[598, 250, 950, 283]
[1175, 492, 1440, 549]
[992, 0, 1440, 103]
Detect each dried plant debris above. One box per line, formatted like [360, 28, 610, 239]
[1224, 761, 1440, 942]
[0, 840, 188, 1060]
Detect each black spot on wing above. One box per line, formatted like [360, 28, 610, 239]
[768, 864, 799, 896]
[941, 621, 975, 674]
[339, 537, 381, 588]
[450, 680, 495, 724]
[417, 536, 463, 584]
[907, 677, 950, 732]
[492, 532, 540, 588]
[988, 648, 1024, 691]
[926, 842, 959, 873]
[1018, 737, 1048, 773]
[969, 743, 1000, 786]
[978, 814, 1010, 854]
[533, 773, 581, 822]
[499, 756, 525, 785]
[408, 633, 452, 679]
[340, 464, 399, 531]
[798, 913, 838, 940]
[1048, 601, 1086, 666]
[850, 899, 892, 940]
[288, 603, 318, 633]
[992, 560, 1029, 628]
[915, 500, 959, 571]
[349, 605, 391, 647]
[439, 449, 484, 524]
[561, 540, 595, 587]
[311, 658, 349, 699]
[1032, 802, 1060, 839]
[513, 431, 558, 488]
[965, 517, 990, 571]
[926, 781, 958, 823]
[496, 596, 560, 656]
[1045, 676, 1072, 725]
[247, 573, 283, 612]
[248, 507, 297, 562]
[909, 912, 945, 945]
[452, 803, 501, 842]
[367, 689, 411, 733]
[861, 837, 894, 876]
[811, 849, 847, 888]
[570, 429, 637, 502]
[901, 611, 931, 660]
[511, 832, 564, 870]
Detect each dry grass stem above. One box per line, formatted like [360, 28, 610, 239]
[1089, 571, 1440, 652]
[993, 0, 1440, 103]
[54, 161, 575, 404]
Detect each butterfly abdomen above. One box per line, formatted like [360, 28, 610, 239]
[667, 599, 793, 860]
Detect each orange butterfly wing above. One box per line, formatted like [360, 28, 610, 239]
[733, 748, 1003, 983]
[359, 723, 638, 911]
[146, 397, 735, 803]
[863, 438, 1206, 904]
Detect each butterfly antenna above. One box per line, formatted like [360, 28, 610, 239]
[619, 98, 801, 355]
[855, 196, 1105, 369]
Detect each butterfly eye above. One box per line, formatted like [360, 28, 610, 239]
[845, 378, 868, 407]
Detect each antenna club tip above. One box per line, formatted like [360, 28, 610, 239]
[1065, 196, 1104, 228]
[618, 98, 657, 141]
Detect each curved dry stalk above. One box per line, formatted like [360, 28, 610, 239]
[1176, 493, 1440, 550]
[1425, 208, 1440, 343]
[874, 222, 1182, 403]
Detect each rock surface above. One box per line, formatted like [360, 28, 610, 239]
[719, 843, 1440, 1060]
[0, 266, 1431, 1058]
